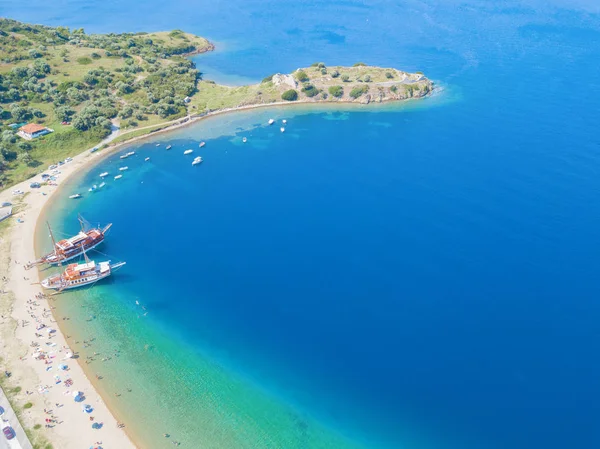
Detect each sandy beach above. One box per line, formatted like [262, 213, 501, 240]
[0, 151, 137, 449]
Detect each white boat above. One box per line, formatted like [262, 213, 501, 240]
[184, 149, 194, 155]
[192, 156, 203, 166]
[69, 194, 82, 199]
[98, 182, 106, 189]
[282, 119, 287, 124]
[268, 119, 275, 125]
[156, 144, 160, 147]
[119, 167, 128, 171]
[120, 154, 129, 160]
[114, 175, 122, 180]
[280, 127, 285, 133]
[127, 151, 135, 156]
[40, 250, 126, 292]
[199, 141, 206, 148]
[99, 172, 109, 178]
[145, 157, 150, 162]
[242, 137, 247, 143]
[166, 145, 172, 150]
[88, 185, 97, 192]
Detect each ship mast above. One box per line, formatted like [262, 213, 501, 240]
[77, 214, 86, 233]
[46, 222, 57, 250]
[81, 242, 91, 265]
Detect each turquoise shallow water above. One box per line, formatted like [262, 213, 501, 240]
[18, 1, 600, 448]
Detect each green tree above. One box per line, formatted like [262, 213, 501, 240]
[281, 89, 298, 101]
[341, 74, 350, 82]
[295, 70, 309, 82]
[328, 86, 343, 98]
[349, 85, 368, 99]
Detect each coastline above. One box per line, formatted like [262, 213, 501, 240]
[0, 92, 434, 449]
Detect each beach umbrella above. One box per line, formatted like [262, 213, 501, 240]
[72, 391, 80, 397]
[59, 364, 68, 370]
[64, 352, 73, 359]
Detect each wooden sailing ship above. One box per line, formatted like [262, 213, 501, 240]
[27, 215, 112, 268]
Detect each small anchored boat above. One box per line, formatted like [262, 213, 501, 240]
[166, 145, 172, 150]
[242, 137, 247, 143]
[88, 185, 97, 192]
[119, 167, 128, 171]
[268, 119, 275, 125]
[282, 119, 287, 124]
[156, 144, 160, 147]
[280, 127, 285, 133]
[184, 149, 194, 155]
[69, 194, 82, 199]
[192, 156, 203, 166]
[98, 182, 106, 189]
[145, 157, 150, 162]
[114, 175, 123, 180]
[120, 154, 129, 160]
[199, 141, 206, 148]
[99, 172, 109, 178]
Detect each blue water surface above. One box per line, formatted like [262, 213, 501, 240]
[9, 0, 600, 448]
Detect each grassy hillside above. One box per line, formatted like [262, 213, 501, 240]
[0, 19, 212, 186]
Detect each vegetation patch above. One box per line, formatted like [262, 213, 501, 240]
[295, 70, 309, 82]
[328, 86, 343, 98]
[301, 84, 319, 97]
[349, 85, 369, 99]
[281, 89, 298, 101]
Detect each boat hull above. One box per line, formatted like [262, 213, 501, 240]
[41, 270, 112, 290]
[45, 239, 105, 265]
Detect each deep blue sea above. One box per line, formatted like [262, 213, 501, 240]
[9, 0, 600, 448]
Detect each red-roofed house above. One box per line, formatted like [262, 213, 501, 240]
[17, 123, 53, 140]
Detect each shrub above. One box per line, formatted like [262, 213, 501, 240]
[262, 74, 274, 83]
[416, 71, 424, 75]
[341, 74, 350, 82]
[281, 89, 298, 101]
[77, 57, 92, 65]
[328, 86, 343, 98]
[353, 62, 367, 67]
[349, 85, 368, 99]
[91, 52, 101, 59]
[364, 75, 371, 82]
[320, 68, 327, 75]
[24, 402, 33, 409]
[301, 84, 319, 97]
[33, 424, 42, 430]
[295, 70, 309, 82]
[331, 70, 340, 78]
[385, 72, 394, 79]
[390, 85, 398, 93]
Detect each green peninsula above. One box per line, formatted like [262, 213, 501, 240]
[0, 18, 433, 187]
